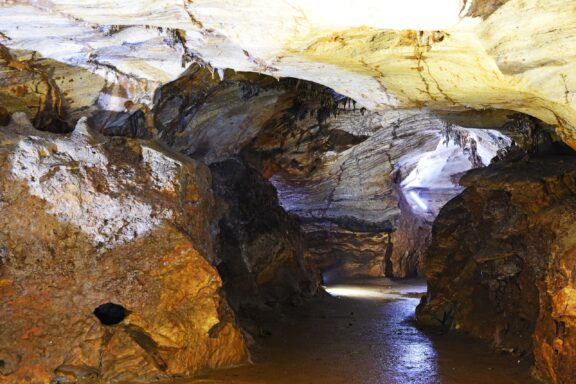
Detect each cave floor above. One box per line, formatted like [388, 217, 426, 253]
[180, 278, 539, 384]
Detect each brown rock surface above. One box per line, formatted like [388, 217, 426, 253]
[387, 186, 432, 278]
[417, 155, 576, 384]
[0, 115, 246, 383]
[210, 158, 318, 311]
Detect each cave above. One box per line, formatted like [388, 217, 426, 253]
[1, 2, 576, 384]
[93, 303, 128, 326]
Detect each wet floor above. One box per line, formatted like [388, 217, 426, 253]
[182, 278, 540, 384]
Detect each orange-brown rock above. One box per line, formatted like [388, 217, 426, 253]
[417, 154, 576, 384]
[0, 114, 246, 383]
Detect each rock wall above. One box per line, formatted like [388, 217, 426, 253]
[152, 67, 423, 279]
[250, 109, 441, 278]
[416, 155, 576, 384]
[153, 65, 292, 163]
[151, 68, 324, 306]
[252, 108, 508, 278]
[387, 185, 432, 277]
[210, 158, 318, 312]
[0, 114, 246, 383]
[0, 38, 516, 282]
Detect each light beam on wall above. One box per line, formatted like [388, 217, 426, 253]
[410, 191, 428, 211]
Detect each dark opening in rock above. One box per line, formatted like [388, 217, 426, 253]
[93, 303, 127, 325]
[0, 107, 10, 126]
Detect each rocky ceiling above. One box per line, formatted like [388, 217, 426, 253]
[1, 0, 575, 146]
[2, 2, 576, 383]
[0, 0, 555, 280]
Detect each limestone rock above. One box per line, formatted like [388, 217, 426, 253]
[210, 158, 318, 311]
[153, 65, 291, 164]
[251, 107, 508, 278]
[152, 67, 507, 280]
[0, 115, 246, 383]
[416, 155, 576, 384]
[2, 1, 576, 146]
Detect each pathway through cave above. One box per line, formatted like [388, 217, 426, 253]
[178, 279, 538, 384]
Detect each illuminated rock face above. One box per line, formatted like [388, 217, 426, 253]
[250, 105, 508, 278]
[1, 1, 576, 382]
[1, 0, 576, 145]
[152, 66, 498, 280]
[255, 109, 439, 278]
[0, 115, 246, 384]
[417, 156, 576, 384]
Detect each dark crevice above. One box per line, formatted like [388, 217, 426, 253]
[93, 303, 128, 325]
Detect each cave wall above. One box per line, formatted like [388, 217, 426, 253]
[153, 66, 291, 163]
[152, 68, 488, 279]
[416, 155, 576, 384]
[1, 2, 576, 383]
[0, 115, 246, 383]
[0, 48, 513, 288]
[253, 109, 437, 278]
[151, 67, 443, 279]
[386, 184, 432, 277]
[251, 107, 509, 278]
[0, 32, 539, 281]
[210, 158, 318, 312]
[0, 69, 331, 381]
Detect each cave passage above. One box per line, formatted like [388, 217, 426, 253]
[183, 278, 538, 384]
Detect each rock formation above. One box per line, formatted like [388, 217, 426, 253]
[249, 107, 508, 278]
[210, 158, 318, 312]
[0, 114, 246, 383]
[1, 1, 576, 382]
[2, 1, 576, 145]
[417, 154, 576, 384]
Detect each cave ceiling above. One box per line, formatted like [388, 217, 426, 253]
[0, 0, 575, 146]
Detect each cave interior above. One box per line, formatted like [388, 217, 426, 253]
[1, 1, 576, 384]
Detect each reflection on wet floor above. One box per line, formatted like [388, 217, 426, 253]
[323, 279, 440, 383]
[180, 278, 539, 384]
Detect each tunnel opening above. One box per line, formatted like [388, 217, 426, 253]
[93, 303, 128, 325]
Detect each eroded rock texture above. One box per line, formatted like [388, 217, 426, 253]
[3, 1, 576, 146]
[0, 115, 246, 383]
[417, 155, 576, 384]
[152, 67, 423, 278]
[252, 109, 430, 278]
[249, 106, 508, 278]
[153, 65, 306, 163]
[210, 158, 318, 312]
